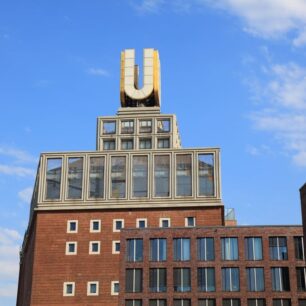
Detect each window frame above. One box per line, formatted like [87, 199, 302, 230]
[113, 219, 124, 232]
[159, 218, 171, 228]
[111, 280, 120, 295]
[197, 152, 216, 197]
[185, 216, 196, 227]
[65, 241, 77, 255]
[87, 281, 99, 296]
[90, 219, 101, 233]
[67, 220, 78, 233]
[136, 218, 147, 228]
[175, 153, 193, 197]
[102, 120, 116, 135]
[63, 282, 75, 297]
[65, 156, 84, 200]
[112, 240, 120, 254]
[89, 241, 101, 255]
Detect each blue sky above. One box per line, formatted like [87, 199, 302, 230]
[1, 0, 306, 304]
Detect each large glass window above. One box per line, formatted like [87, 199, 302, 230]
[223, 300, 240, 306]
[154, 155, 170, 197]
[271, 267, 290, 291]
[67, 157, 83, 199]
[247, 299, 266, 306]
[139, 119, 152, 133]
[197, 238, 214, 261]
[132, 156, 148, 197]
[173, 238, 190, 261]
[173, 300, 190, 306]
[46, 158, 62, 199]
[222, 268, 240, 291]
[125, 269, 142, 293]
[158, 138, 170, 149]
[139, 138, 152, 149]
[121, 120, 134, 134]
[149, 300, 167, 306]
[121, 139, 134, 150]
[221, 238, 238, 260]
[103, 121, 116, 134]
[173, 268, 191, 292]
[103, 139, 115, 150]
[157, 119, 170, 133]
[126, 239, 143, 262]
[296, 267, 306, 291]
[295, 237, 304, 260]
[126, 300, 142, 306]
[89, 157, 104, 198]
[198, 154, 214, 196]
[149, 268, 167, 292]
[198, 268, 215, 291]
[199, 299, 216, 306]
[150, 238, 167, 261]
[246, 268, 265, 291]
[269, 237, 288, 260]
[273, 299, 291, 306]
[245, 237, 263, 260]
[176, 155, 192, 196]
[111, 156, 126, 198]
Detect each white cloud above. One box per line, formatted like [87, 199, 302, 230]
[0, 146, 37, 164]
[18, 187, 33, 204]
[131, 0, 165, 13]
[87, 68, 109, 77]
[0, 164, 35, 177]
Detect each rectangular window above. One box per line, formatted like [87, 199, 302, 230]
[199, 299, 216, 306]
[154, 155, 170, 197]
[150, 238, 167, 261]
[103, 121, 116, 134]
[121, 139, 134, 150]
[113, 219, 124, 232]
[295, 237, 304, 260]
[132, 156, 148, 197]
[159, 218, 170, 228]
[65, 242, 77, 255]
[67, 157, 83, 199]
[269, 237, 288, 260]
[149, 268, 167, 292]
[90, 220, 101, 233]
[103, 139, 116, 150]
[149, 300, 167, 306]
[63, 282, 75, 296]
[157, 119, 170, 133]
[125, 269, 142, 293]
[87, 281, 99, 296]
[111, 157, 126, 198]
[222, 299, 240, 306]
[271, 267, 290, 291]
[173, 238, 190, 261]
[89, 157, 105, 198]
[126, 300, 142, 306]
[247, 300, 266, 306]
[158, 138, 170, 149]
[222, 267, 240, 291]
[112, 241, 120, 254]
[273, 299, 291, 306]
[111, 281, 119, 295]
[185, 216, 195, 227]
[46, 158, 62, 199]
[139, 138, 152, 149]
[245, 237, 263, 260]
[198, 154, 214, 196]
[139, 119, 152, 133]
[221, 237, 239, 260]
[176, 154, 192, 196]
[297, 267, 306, 291]
[197, 237, 215, 261]
[126, 239, 143, 262]
[174, 300, 190, 306]
[89, 241, 100, 254]
[121, 120, 134, 134]
[173, 268, 191, 292]
[198, 267, 215, 291]
[136, 218, 147, 228]
[67, 220, 78, 233]
[246, 268, 265, 291]
[299, 300, 306, 306]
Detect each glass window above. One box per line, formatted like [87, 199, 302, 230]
[299, 300, 306, 306]
[198, 267, 215, 291]
[222, 268, 240, 291]
[63, 282, 75, 296]
[154, 155, 170, 197]
[139, 119, 152, 133]
[46, 158, 62, 199]
[66, 242, 77, 255]
[103, 121, 116, 134]
[111, 157, 126, 198]
[111, 281, 119, 295]
[89, 241, 100, 254]
[121, 120, 134, 134]
[125, 269, 142, 293]
[273, 299, 291, 306]
[89, 157, 104, 198]
[67, 157, 83, 199]
[149, 300, 167, 306]
[113, 219, 124, 231]
[222, 299, 240, 306]
[158, 138, 170, 149]
[87, 282, 99, 295]
[269, 237, 288, 260]
[176, 155, 192, 196]
[121, 139, 134, 150]
[199, 299, 216, 306]
[271, 267, 290, 291]
[247, 299, 266, 306]
[174, 300, 190, 306]
[90, 220, 101, 232]
[132, 156, 148, 197]
[173, 268, 191, 292]
[150, 238, 167, 261]
[296, 267, 306, 291]
[137, 219, 147, 228]
[245, 237, 263, 260]
[198, 154, 214, 196]
[246, 268, 265, 291]
[103, 139, 115, 150]
[160, 218, 170, 228]
[221, 237, 239, 260]
[126, 300, 142, 306]
[295, 237, 304, 260]
[126, 239, 143, 262]
[173, 238, 190, 261]
[149, 268, 167, 292]
[157, 119, 170, 133]
[139, 138, 152, 149]
[67, 220, 77, 233]
[185, 217, 195, 227]
[197, 238, 214, 261]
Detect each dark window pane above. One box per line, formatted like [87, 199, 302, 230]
[247, 268, 265, 291]
[295, 237, 304, 260]
[173, 238, 190, 261]
[247, 299, 266, 306]
[223, 299, 240, 306]
[67, 157, 83, 199]
[273, 299, 291, 306]
[173, 268, 191, 292]
[125, 269, 142, 293]
[103, 140, 115, 150]
[198, 268, 215, 291]
[199, 299, 216, 306]
[121, 139, 134, 150]
[197, 238, 215, 261]
[222, 268, 240, 291]
[297, 267, 306, 291]
[149, 268, 167, 292]
[46, 158, 62, 199]
[245, 237, 263, 260]
[126, 239, 143, 262]
[269, 237, 288, 260]
[271, 267, 290, 291]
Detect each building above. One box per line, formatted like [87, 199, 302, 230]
[17, 49, 306, 306]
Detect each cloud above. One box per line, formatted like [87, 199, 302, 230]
[18, 187, 33, 204]
[87, 68, 109, 77]
[0, 164, 35, 177]
[0, 146, 37, 164]
[246, 144, 272, 156]
[131, 0, 165, 13]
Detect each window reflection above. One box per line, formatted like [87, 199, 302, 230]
[89, 157, 104, 198]
[198, 154, 214, 196]
[111, 156, 126, 198]
[154, 155, 170, 197]
[176, 155, 192, 196]
[67, 157, 83, 199]
[132, 156, 148, 197]
[46, 158, 62, 199]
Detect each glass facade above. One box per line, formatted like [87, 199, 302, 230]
[245, 237, 263, 260]
[198, 154, 214, 196]
[89, 157, 104, 198]
[67, 157, 83, 199]
[197, 238, 215, 261]
[111, 156, 126, 198]
[132, 156, 148, 197]
[176, 154, 192, 196]
[173, 238, 190, 261]
[154, 155, 170, 197]
[46, 158, 62, 199]
[221, 238, 239, 260]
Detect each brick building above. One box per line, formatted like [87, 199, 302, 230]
[16, 49, 306, 306]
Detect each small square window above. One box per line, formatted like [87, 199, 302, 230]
[157, 119, 170, 133]
[103, 121, 116, 134]
[159, 218, 170, 228]
[63, 282, 75, 296]
[90, 220, 101, 233]
[185, 217, 195, 227]
[103, 139, 115, 150]
[111, 281, 120, 295]
[89, 241, 100, 254]
[121, 139, 134, 150]
[87, 281, 99, 296]
[66, 242, 77, 255]
[67, 220, 78, 233]
[113, 219, 124, 232]
[112, 241, 120, 254]
[157, 138, 170, 149]
[139, 138, 152, 149]
[121, 120, 134, 134]
[139, 119, 152, 133]
[137, 219, 147, 229]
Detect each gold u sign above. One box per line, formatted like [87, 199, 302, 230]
[120, 48, 161, 107]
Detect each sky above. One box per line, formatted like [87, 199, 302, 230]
[0, 0, 306, 304]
